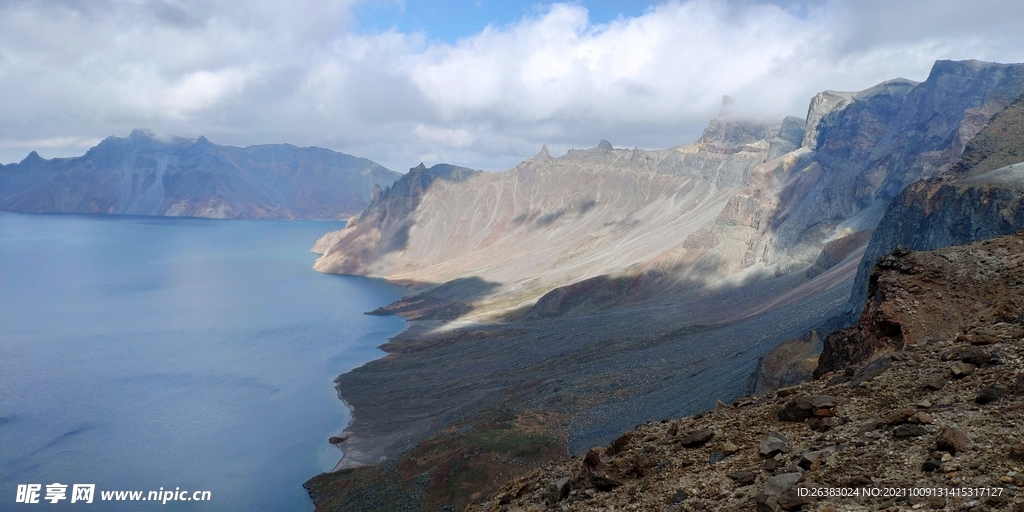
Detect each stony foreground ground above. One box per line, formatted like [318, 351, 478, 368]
[472, 234, 1024, 512]
[473, 335, 1024, 512]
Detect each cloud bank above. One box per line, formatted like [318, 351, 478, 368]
[2, 0, 1024, 170]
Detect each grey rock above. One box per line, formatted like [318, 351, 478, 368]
[730, 470, 757, 486]
[763, 472, 802, 496]
[951, 361, 977, 377]
[759, 432, 789, 457]
[961, 347, 993, 366]
[893, 424, 928, 438]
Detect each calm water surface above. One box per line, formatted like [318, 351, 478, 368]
[0, 212, 406, 510]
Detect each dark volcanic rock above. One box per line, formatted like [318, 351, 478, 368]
[892, 424, 927, 438]
[961, 346, 993, 366]
[975, 386, 1005, 404]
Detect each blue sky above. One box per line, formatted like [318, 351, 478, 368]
[353, 1, 657, 43]
[2, 1, 1024, 171]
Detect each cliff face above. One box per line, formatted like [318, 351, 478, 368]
[314, 127, 772, 317]
[0, 129, 400, 219]
[836, 87, 1024, 331]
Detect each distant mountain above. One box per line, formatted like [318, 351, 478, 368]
[0, 129, 401, 219]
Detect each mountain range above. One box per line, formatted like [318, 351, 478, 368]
[305, 60, 1024, 511]
[0, 129, 401, 219]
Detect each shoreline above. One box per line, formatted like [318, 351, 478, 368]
[326, 300, 414, 473]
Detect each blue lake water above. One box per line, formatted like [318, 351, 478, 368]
[0, 212, 407, 510]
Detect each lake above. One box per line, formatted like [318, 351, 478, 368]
[0, 212, 407, 510]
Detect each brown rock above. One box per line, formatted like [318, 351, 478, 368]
[922, 375, 946, 390]
[886, 408, 916, 425]
[776, 385, 800, 397]
[1008, 442, 1024, 461]
[778, 396, 815, 422]
[606, 431, 633, 456]
[857, 419, 885, 435]
[679, 429, 714, 448]
[328, 435, 348, 444]
[950, 361, 977, 378]
[936, 426, 970, 454]
[970, 333, 1001, 345]
[908, 411, 932, 424]
[722, 441, 739, 455]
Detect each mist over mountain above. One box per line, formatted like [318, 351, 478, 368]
[0, 130, 401, 219]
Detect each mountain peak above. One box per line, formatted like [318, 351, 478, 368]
[20, 151, 44, 164]
[128, 128, 155, 141]
[597, 139, 613, 150]
[412, 162, 427, 172]
[698, 118, 770, 148]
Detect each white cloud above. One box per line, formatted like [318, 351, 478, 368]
[2, 0, 1024, 170]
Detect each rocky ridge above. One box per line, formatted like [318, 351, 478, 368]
[0, 129, 400, 219]
[474, 232, 1024, 512]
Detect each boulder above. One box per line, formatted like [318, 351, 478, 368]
[936, 426, 970, 454]
[679, 429, 715, 448]
[759, 432, 789, 457]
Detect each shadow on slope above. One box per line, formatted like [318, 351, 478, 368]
[366, 276, 501, 321]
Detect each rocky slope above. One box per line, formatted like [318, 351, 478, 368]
[475, 232, 1024, 512]
[307, 60, 1024, 511]
[0, 129, 400, 219]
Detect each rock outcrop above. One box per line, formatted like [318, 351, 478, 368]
[817, 233, 1024, 378]
[0, 129, 400, 219]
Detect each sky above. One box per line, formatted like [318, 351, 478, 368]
[2, 0, 1024, 171]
